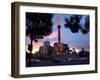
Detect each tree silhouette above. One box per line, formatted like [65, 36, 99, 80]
[26, 12, 53, 66]
[64, 15, 89, 34]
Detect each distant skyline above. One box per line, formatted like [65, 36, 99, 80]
[26, 13, 89, 53]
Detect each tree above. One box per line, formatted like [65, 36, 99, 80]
[64, 15, 89, 34]
[26, 12, 53, 66]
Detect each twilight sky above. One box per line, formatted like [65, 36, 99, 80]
[26, 14, 90, 53]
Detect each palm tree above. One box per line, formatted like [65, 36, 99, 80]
[64, 15, 89, 34]
[26, 13, 53, 67]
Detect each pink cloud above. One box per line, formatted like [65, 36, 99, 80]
[47, 31, 58, 39]
[26, 36, 31, 45]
